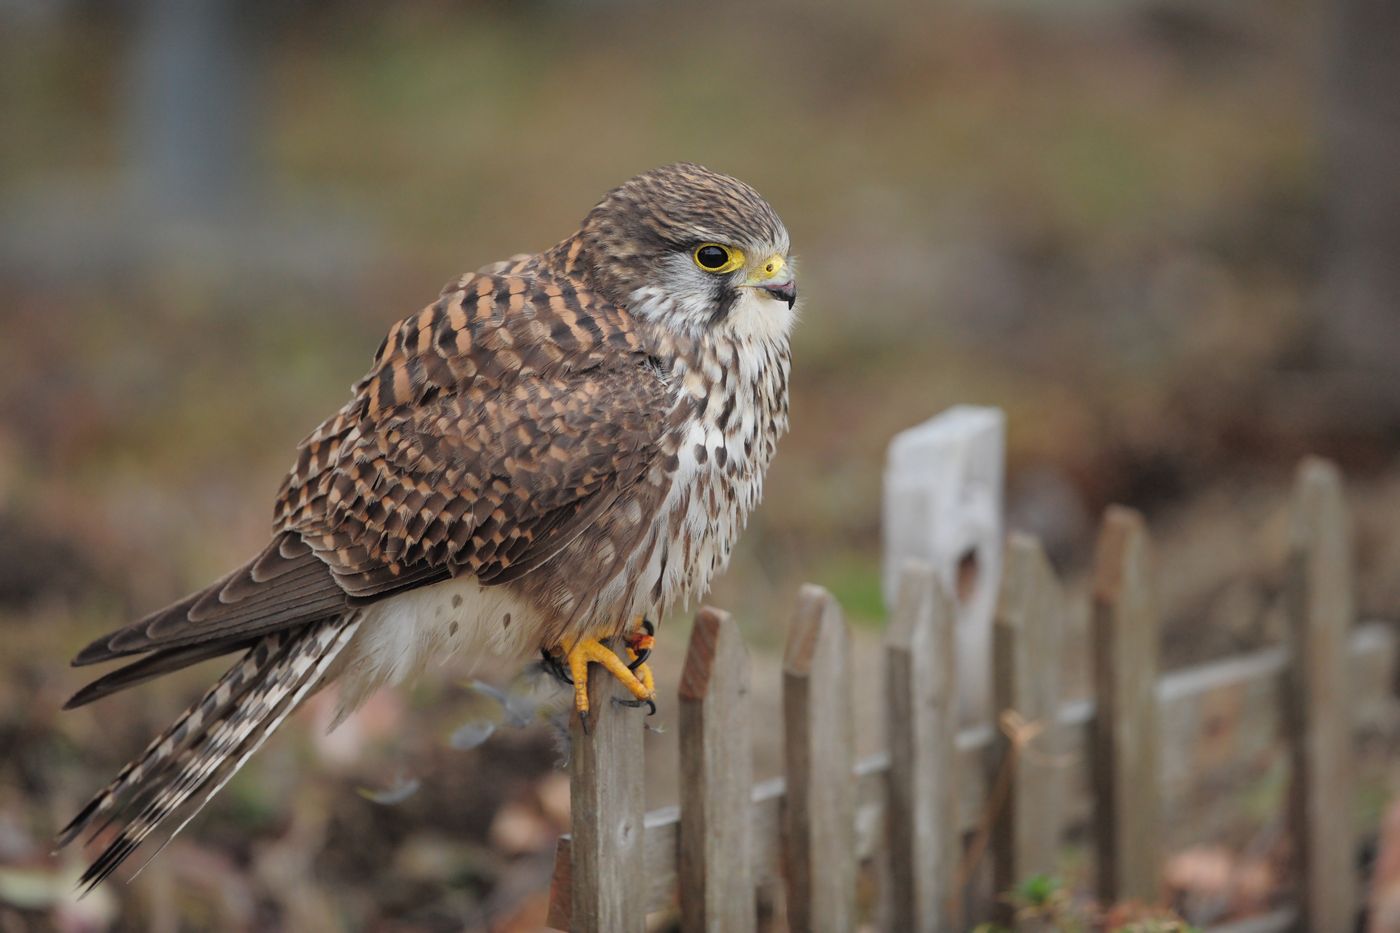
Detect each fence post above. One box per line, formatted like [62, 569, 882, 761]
[1284, 458, 1358, 931]
[567, 663, 648, 932]
[783, 584, 856, 933]
[1090, 506, 1162, 906]
[884, 562, 960, 932]
[678, 607, 756, 933]
[883, 406, 1005, 724]
[990, 534, 1066, 916]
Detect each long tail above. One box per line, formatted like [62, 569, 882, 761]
[57, 615, 361, 892]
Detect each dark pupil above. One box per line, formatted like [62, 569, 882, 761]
[697, 245, 728, 269]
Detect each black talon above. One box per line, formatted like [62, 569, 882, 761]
[626, 619, 655, 671]
[539, 648, 573, 686]
[615, 696, 657, 716]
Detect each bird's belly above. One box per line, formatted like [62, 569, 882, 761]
[331, 576, 544, 719]
[622, 428, 771, 623]
[665, 470, 754, 604]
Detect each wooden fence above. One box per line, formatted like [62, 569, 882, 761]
[545, 458, 1398, 932]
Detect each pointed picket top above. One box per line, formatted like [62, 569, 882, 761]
[1285, 457, 1358, 932]
[783, 585, 856, 933]
[678, 608, 756, 933]
[1090, 506, 1162, 905]
[991, 533, 1066, 914]
[884, 562, 960, 931]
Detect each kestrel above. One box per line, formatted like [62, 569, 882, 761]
[58, 163, 797, 889]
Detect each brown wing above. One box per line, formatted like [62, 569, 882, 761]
[72, 265, 670, 674]
[71, 533, 346, 668]
[276, 267, 669, 595]
[288, 358, 667, 597]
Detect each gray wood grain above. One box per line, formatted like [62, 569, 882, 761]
[990, 534, 1065, 915]
[1090, 506, 1162, 904]
[546, 616, 1396, 930]
[546, 623, 1395, 929]
[1284, 458, 1358, 932]
[563, 663, 648, 933]
[678, 607, 756, 933]
[783, 584, 856, 933]
[884, 562, 960, 932]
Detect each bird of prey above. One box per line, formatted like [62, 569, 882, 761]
[58, 163, 797, 890]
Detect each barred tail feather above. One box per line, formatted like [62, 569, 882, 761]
[60, 616, 360, 892]
[56, 634, 291, 850]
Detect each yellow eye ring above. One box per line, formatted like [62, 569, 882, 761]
[693, 243, 745, 274]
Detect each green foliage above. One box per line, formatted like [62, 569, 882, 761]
[817, 552, 886, 629]
[998, 872, 1081, 931]
[1014, 872, 1064, 908]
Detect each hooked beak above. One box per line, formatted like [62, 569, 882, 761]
[761, 279, 797, 309]
[746, 254, 796, 309]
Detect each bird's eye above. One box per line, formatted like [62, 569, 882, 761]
[693, 243, 743, 274]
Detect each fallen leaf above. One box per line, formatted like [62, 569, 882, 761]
[356, 775, 420, 806]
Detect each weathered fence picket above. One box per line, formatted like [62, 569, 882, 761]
[1091, 505, 1163, 905]
[1284, 458, 1358, 931]
[884, 562, 960, 932]
[782, 585, 857, 933]
[677, 607, 755, 933]
[544, 454, 1395, 932]
[883, 405, 1005, 724]
[563, 665, 647, 932]
[545, 629, 1394, 929]
[990, 534, 1066, 918]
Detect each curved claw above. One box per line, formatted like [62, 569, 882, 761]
[539, 648, 574, 685]
[625, 619, 655, 671]
[615, 696, 657, 716]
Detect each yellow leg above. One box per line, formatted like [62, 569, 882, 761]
[561, 634, 656, 729]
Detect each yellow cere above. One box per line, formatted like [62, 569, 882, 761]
[743, 253, 787, 286]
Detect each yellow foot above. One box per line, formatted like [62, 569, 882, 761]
[561, 632, 656, 732]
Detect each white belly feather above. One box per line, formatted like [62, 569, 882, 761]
[332, 577, 544, 722]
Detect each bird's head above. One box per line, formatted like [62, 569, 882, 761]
[575, 163, 796, 342]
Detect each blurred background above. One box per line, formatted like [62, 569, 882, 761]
[1, 0, 1398, 929]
